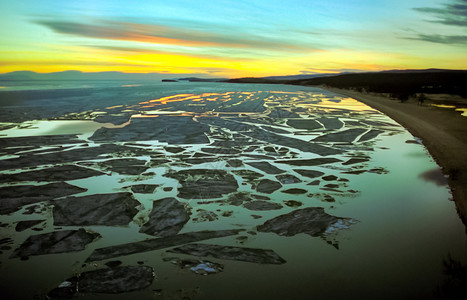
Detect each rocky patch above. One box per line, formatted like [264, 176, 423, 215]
[90, 116, 210, 144]
[95, 158, 149, 175]
[0, 165, 104, 183]
[165, 169, 238, 199]
[0, 182, 87, 215]
[257, 207, 356, 237]
[245, 161, 285, 174]
[277, 158, 341, 167]
[281, 188, 307, 194]
[313, 128, 368, 143]
[129, 184, 158, 194]
[168, 243, 286, 264]
[294, 169, 325, 178]
[86, 229, 243, 262]
[11, 229, 100, 258]
[286, 119, 323, 130]
[276, 174, 302, 184]
[53, 192, 140, 226]
[15, 220, 45, 232]
[139, 197, 190, 237]
[243, 201, 283, 211]
[256, 179, 282, 194]
[48, 266, 154, 297]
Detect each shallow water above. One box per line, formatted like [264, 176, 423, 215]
[0, 83, 466, 299]
[0, 120, 106, 137]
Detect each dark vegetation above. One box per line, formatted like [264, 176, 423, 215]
[227, 69, 467, 100]
[290, 70, 467, 98]
[435, 254, 467, 299]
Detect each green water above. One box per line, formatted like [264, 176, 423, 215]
[0, 84, 465, 299]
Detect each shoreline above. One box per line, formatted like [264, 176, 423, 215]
[325, 87, 467, 227]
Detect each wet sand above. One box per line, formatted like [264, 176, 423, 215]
[327, 87, 467, 225]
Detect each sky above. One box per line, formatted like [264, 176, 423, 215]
[0, 0, 466, 77]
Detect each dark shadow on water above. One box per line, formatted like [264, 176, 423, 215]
[434, 254, 467, 299]
[419, 169, 448, 186]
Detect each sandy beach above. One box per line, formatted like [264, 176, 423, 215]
[327, 87, 467, 226]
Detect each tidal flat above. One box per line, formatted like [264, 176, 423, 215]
[0, 82, 466, 299]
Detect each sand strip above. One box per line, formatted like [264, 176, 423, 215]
[326, 87, 467, 226]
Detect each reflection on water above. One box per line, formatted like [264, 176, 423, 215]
[456, 108, 467, 116]
[0, 84, 466, 299]
[0, 120, 126, 138]
[0, 120, 103, 137]
[419, 168, 449, 186]
[435, 254, 467, 299]
[432, 104, 457, 109]
[431, 104, 467, 117]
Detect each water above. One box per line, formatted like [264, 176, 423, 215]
[0, 80, 147, 91]
[0, 81, 466, 299]
[431, 104, 467, 117]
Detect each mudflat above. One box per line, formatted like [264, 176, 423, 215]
[1, 84, 465, 299]
[328, 87, 467, 224]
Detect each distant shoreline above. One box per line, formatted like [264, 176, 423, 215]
[326, 87, 467, 226]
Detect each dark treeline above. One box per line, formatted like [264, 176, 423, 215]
[288, 70, 467, 98]
[227, 70, 467, 99]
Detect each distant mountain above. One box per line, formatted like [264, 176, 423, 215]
[0, 71, 219, 81]
[0, 71, 40, 80]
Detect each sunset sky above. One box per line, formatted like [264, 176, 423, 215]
[0, 0, 466, 77]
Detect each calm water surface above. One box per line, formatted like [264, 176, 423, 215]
[0, 82, 466, 299]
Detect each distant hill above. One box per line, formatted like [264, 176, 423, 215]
[289, 69, 467, 97]
[0, 71, 219, 81]
[226, 72, 348, 84]
[379, 68, 453, 74]
[226, 69, 467, 97]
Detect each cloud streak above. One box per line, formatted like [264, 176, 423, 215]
[404, 34, 467, 45]
[35, 19, 310, 52]
[36, 20, 223, 47]
[85, 45, 255, 62]
[414, 0, 467, 27]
